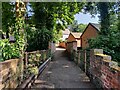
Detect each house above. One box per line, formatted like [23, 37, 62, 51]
[59, 29, 70, 48]
[80, 23, 100, 49]
[67, 32, 82, 48]
[61, 29, 70, 41]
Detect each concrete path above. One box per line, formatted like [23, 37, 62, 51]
[31, 48, 96, 89]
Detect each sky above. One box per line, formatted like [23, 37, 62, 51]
[74, 12, 99, 24]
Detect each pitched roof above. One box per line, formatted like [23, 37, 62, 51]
[80, 23, 100, 38]
[71, 32, 82, 38]
[90, 23, 101, 31]
[62, 29, 70, 35]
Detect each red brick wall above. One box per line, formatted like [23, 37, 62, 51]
[90, 49, 120, 89]
[66, 41, 77, 53]
[101, 61, 120, 89]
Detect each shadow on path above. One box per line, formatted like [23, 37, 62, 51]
[31, 48, 96, 89]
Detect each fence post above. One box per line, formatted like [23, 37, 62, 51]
[85, 50, 86, 73]
[25, 52, 28, 68]
[78, 50, 80, 65]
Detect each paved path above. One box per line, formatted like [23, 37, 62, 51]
[31, 48, 96, 89]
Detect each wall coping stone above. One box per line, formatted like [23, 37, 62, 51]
[110, 66, 120, 72]
[93, 49, 103, 54]
[95, 54, 109, 57]
[95, 54, 111, 61]
[103, 59, 111, 63]
[95, 54, 120, 72]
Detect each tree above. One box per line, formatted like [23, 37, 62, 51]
[68, 20, 87, 32]
[26, 2, 85, 50]
[89, 14, 120, 62]
[2, 2, 15, 38]
[68, 20, 79, 32]
[97, 2, 110, 35]
[86, 2, 120, 62]
[26, 27, 52, 51]
[0, 1, 27, 61]
[84, 2, 111, 35]
[77, 24, 87, 32]
[30, 2, 84, 30]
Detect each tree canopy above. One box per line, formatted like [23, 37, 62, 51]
[2, 2, 15, 38]
[25, 2, 85, 51]
[68, 20, 87, 32]
[31, 2, 84, 30]
[84, 2, 120, 63]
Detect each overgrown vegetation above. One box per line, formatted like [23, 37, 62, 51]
[1, 2, 85, 60]
[69, 20, 87, 32]
[2, 2, 15, 38]
[0, 2, 26, 61]
[0, 39, 20, 61]
[26, 27, 52, 51]
[85, 2, 120, 62]
[28, 2, 85, 46]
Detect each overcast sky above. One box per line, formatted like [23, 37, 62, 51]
[74, 12, 100, 24]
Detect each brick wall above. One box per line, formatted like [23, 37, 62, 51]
[72, 49, 120, 89]
[66, 41, 77, 53]
[90, 49, 120, 89]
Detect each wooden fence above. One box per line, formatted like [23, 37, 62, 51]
[24, 50, 51, 67]
[71, 49, 120, 89]
[23, 50, 51, 79]
[0, 59, 23, 89]
[0, 49, 51, 89]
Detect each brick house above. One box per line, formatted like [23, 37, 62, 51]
[80, 23, 100, 49]
[67, 32, 82, 48]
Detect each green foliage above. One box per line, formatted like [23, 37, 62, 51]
[52, 29, 63, 43]
[31, 2, 84, 30]
[84, 2, 120, 62]
[30, 2, 84, 43]
[88, 14, 120, 62]
[0, 2, 26, 61]
[26, 27, 52, 51]
[2, 2, 15, 38]
[28, 66, 38, 75]
[69, 20, 87, 32]
[14, 17, 27, 52]
[0, 18, 26, 61]
[77, 24, 87, 32]
[0, 39, 20, 61]
[26, 52, 42, 75]
[84, 2, 115, 35]
[97, 2, 110, 35]
[69, 20, 78, 32]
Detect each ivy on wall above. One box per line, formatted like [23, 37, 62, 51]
[0, 1, 26, 61]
